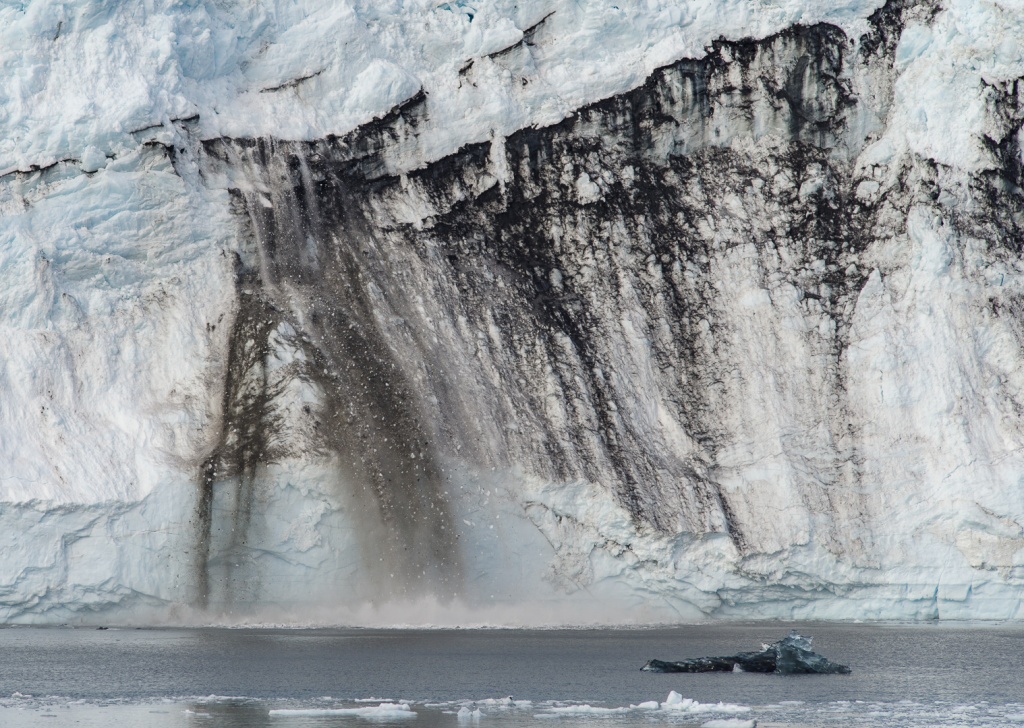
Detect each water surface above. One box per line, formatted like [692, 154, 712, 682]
[1, 623, 1021, 727]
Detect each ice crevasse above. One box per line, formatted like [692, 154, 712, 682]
[0, 0, 1023, 623]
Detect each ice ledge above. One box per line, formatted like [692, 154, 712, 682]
[2, 469, 1022, 625]
[0, 0, 891, 176]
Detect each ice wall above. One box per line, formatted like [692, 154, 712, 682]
[1, 0, 1023, 623]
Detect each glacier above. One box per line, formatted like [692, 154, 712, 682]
[0, 0, 1023, 624]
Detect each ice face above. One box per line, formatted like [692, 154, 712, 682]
[1, 0, 1024, 624]
[0, 0, 892, 177]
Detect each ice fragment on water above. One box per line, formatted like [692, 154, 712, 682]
[643, 633, 850, 675]
[269, 702, 415, 718]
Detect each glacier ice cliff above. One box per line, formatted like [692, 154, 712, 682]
[1, 0, 1023, 623]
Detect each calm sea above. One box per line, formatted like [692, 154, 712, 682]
[0, 623, 1021, 727]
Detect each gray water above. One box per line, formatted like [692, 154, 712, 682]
[0, 624, 1021, 727]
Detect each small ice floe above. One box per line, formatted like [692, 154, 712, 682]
[661, 691, 751, 714]
[457, 706, 484, 720]
[436, 697, 530, 714]
[269, 702, 416, 718]
[541, 705, 632, 715]
[534, 693, 749, 718]
[700, 720, 757, 728]
[462, 697, 531, 711]
[473, 696, 529, 708]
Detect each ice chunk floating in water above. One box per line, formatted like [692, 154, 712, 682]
[534, 693, 751, 718]
[642, 633, 851, 674]
[269, 702, 417, 718]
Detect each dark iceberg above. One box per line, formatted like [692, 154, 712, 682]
[641, 633, 851, 675]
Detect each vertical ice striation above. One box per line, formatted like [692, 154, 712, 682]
[191, 4, 1024, 618]
[1, 0, 1023, 622]
[198, 123, 463, 607]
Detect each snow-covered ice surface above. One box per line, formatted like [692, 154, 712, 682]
[1, 0, 887, 176]
[2, 0, 1024, 623]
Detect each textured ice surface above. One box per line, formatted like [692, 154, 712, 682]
[1, 0, 1024, 623]
[642, 633, 852, 674]
[0, 0, 888, 176]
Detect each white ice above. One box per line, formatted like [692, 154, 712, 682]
[535, 693, 751, 717]
[1, 0, 1024, 624]
[269, 702, 416, 718]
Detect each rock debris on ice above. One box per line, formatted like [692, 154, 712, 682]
[1, 0, 1023, 623]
